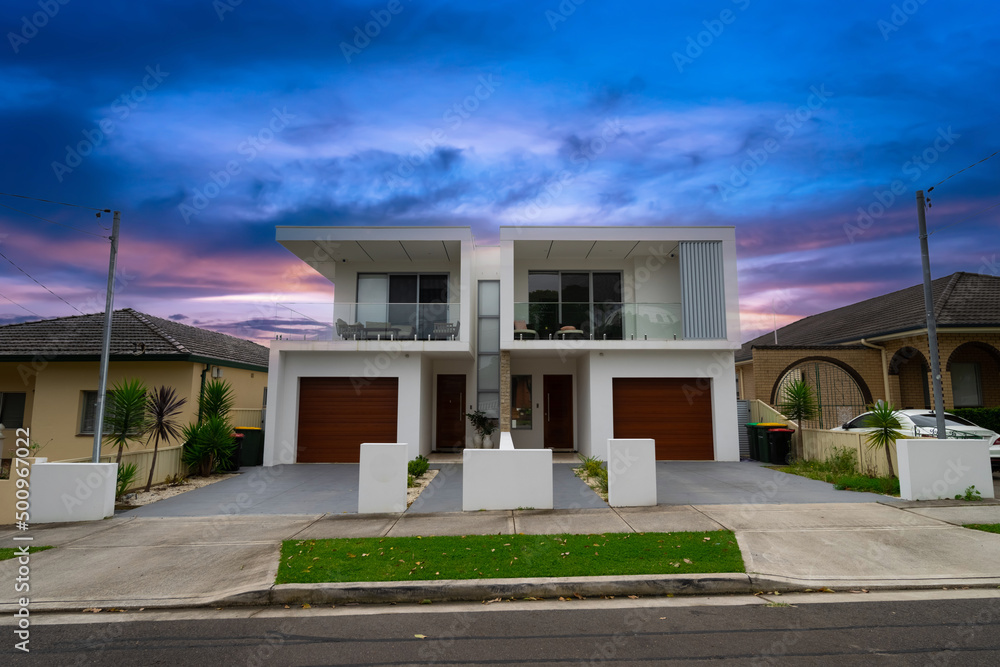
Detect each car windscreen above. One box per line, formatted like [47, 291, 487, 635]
[909, 414, 976, 428]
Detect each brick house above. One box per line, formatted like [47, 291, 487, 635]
[736, 272, 1000, 427]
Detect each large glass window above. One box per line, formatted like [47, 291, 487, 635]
[527, 271, 622, 339]
[356, 273, 449, 338]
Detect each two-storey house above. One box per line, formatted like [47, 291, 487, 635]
[263, 225, 741, 466]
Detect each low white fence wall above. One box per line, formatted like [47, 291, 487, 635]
[607, 438, 656, 507]
[357, 443, 408, 514]
[898, 439, 995, 500]
[463, 449, 553, 511]
[29, 462, 118, 523]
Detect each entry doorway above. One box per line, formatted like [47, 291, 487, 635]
[436, 374, 466, 450]
[543, 374, 574, 449]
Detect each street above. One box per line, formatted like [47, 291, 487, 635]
[7, 591, 1000, 665]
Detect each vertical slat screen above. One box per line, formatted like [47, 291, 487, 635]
[680, 240, 726, 339]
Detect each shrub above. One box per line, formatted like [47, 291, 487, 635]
[595, 467, 609, 494]
[951, 407, 1000, 435]
[408, 455, 430, 478]
[577, 454, 605, 478]
[826, 447, 858, 476]
[182, 415, 237, 476]
[116, 462, 139, 501]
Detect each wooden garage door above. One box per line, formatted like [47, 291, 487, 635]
[297, 377, 398, 463]
[612, 378, 714, 460]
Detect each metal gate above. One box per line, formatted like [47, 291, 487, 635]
[737, 399, 750, 459]
[775, 362, 866, 429]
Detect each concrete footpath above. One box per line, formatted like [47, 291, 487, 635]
[3, 500, 1000, 612]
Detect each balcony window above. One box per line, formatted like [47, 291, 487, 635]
[527, 271, 622, 340]
[356, 273, 450, 339]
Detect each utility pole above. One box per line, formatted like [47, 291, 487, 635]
[916, 191, 947, 438]
[92, 210, 120, 463]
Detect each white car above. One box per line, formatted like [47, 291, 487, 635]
[832, 410, 1000, 471]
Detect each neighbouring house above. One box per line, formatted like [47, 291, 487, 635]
[264, 225, 741, 465]
[0, 309, 269, 470]
[736, 271, 1000, 428]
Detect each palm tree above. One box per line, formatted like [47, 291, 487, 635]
[102, 378, 149, 466]
[143, 386, 187, 492]
[864, 401, 904, 478]
[778, 378, 819, 460]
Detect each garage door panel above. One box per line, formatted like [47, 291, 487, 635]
[297, 377, 398, 463]
[613, 378, 713, 460]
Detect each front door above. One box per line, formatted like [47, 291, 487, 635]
[436, 374, 466, 450]
[543, 374, 574, 448]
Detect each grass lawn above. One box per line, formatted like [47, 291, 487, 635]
[965, 524, 1000, 535]
[0, 546, 52, 560]
[277, 531, 743, 584]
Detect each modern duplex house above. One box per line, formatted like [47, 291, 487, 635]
[263, 225, 741, 465]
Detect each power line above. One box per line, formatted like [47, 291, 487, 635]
[0, 289, 39, 317]
[927, 149, 999, 192]
[0, 202, 109, 239]
[928, 198, 1000, 236]
[0, 248, 84, 315]
[0, 190, 107, 212]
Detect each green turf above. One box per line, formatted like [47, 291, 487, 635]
[964, 524, 1000, 535]
[0, 546, 52, 561]
[276, 531, 744, 584]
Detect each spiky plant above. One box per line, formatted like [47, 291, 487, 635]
[102, 378, 149, 465]
[778, 378, 819, 460]
[143, 386, 187, 492]
[864, 401, 904, 478]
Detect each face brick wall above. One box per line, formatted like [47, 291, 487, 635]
[752, 347, 885, 413]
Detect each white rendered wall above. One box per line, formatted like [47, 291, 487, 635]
[897, 439, 995, 501]
[607, 438, 657, 507]
[357, 443, 408, 513]
[264, 347, 428, 465]
[585, 349, 739, 461]
[29, 462, 117, 523]
[462, 449, 553, 510]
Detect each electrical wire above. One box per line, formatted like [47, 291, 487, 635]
[0, 249, 84, 315]
[927, 150, 999, 193]
[0, 289, 40, 317]
[0, 202, 109, 239]
[0, 190, 107, 212]
[928, 199, 1000, 236]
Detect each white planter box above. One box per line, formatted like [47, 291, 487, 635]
[607, 438, 657, 507]
[897, 438, 995, 501]
[357, 443, 409, 514]
[462, 449, 553, 511]
[28, 462, 117, 523]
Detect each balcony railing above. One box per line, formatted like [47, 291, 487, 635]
[275, 303, 461, 341]
[513, 302, 682, 341]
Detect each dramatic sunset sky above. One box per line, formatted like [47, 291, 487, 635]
[1, 0, 998, 344]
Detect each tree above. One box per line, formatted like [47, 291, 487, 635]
[143, 385, 187, 492]
[102, 378, 149, 466]
[182, 379, 237, 476]
[778, 378, 819, 460]
[864, 401, 903, 478]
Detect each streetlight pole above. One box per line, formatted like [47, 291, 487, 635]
[92, 210, 120, 462]
[916, 191, 947, 438]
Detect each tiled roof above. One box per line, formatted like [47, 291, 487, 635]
[736, 272, 1000, 362]
[0, 308, 269, 369]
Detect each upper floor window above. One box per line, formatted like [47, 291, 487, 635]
[528, 271, 623, 340]
[356, 273, 450, 339]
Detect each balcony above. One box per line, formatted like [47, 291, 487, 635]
[512, 302, 682, 341]
[275, 302, 462, 341]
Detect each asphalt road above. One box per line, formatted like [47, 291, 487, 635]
[8, 594, 1000, 665]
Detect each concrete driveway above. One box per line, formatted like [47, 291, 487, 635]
[120, 460, 906, 518]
